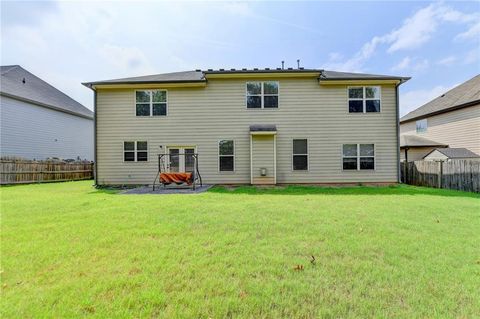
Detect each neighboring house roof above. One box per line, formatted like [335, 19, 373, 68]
[400, 74, 480, 123]
[1, 65, 93, 119]
[423, 148, 480, 159]
[400, 135, 448, 148]
[83, 68, 409, 88]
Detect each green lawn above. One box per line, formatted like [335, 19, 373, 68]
[1, 181, 479, 318]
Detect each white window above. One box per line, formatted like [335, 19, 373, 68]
[135, 90, 167, 116]
[293, 139, 308, 171]
[219, 140, 234, 171]
[416, 119, 427, 133]
[124, 141, 148, 162]
[246, 81, 279, 108]
[348, 87, 381, 113]
[342, 144, 375, 170]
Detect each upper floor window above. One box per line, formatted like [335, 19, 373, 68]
[124, 141, 148, 162]
[416, 119, 427, 133]
[219, 140, 234, 171]
[348, 86, 381, 113]
[293, 139, 308, 171]
[136, 90, 167, 116]
[246, 81, 279, 108]
[342, 144, 375, 170]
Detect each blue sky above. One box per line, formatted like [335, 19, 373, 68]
[1, 1, 479, 116]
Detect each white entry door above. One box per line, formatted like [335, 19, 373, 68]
[166, 147, 195, 173]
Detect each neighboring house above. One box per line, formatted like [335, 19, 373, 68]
[400, 74, 480, 161]
[0, 65, 94, 160]
[83, 68, 409, 186]
[423, 148, 480, 161]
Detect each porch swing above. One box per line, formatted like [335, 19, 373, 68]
[152, 152, 202, 191]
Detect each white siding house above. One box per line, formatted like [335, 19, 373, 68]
[0, 65, 93, 160]
[84, 68, 409, 186]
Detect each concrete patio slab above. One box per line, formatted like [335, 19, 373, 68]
[121, 185, 214, 195]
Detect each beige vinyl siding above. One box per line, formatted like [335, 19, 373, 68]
[423, 150, 449, 161]
[251, 135, 275, 184]
[400, 104, 480, 155]
[400, 146, 438, 161]
[96, 78, 398, 185]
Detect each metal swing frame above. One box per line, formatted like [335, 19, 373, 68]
[152, 153, 202, 191]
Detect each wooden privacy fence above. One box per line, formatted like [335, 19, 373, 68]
[0, 159, 94, 185]
[401, 160, 480, 193]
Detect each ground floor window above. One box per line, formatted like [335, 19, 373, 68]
[342, 144, 375, 170]
[124, 141, 148, 162]
[219, 140, 234, 171]
[293, 139, 308, 170]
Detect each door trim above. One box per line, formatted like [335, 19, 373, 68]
[165, 145, 197, 173]
[250, 134, 276, 185]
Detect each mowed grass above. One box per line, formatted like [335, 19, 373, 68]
[1, 181, 479, 318]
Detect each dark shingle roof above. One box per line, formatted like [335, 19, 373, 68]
[401, 74, 480, 123]
[250, 124, 277, 132]
[1, 65, 93, 119]
[320, 70, 410, 82]
[428, 148, 480, 159]
[83, 70, 205, 87]
[83, 68, 409, 88]
[400, 135, 447, 148]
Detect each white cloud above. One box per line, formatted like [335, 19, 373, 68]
[99, 44, 154, 76]
[323, 3, 479, 72]
[392, 56, 429, 72]
[436, 56, 457, 66]
[392, 57, 412, 71]
[400, 84, 458, 117]
[464, 48, 480, 65]
[386, 5, 439, 53]
[328, 52, 343, 61]
[220, 2, 252, 16]
[456, 21, 480, 40]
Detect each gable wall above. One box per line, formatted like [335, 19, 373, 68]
[0, 95, 94, 160]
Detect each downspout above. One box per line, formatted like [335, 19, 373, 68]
[93, 89, 98, 187]
[395, 83, 401, 183]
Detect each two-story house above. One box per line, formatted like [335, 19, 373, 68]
[83, 68, 409, 186]
[400, 74, 480, 161]
[1, 65, 94, 161]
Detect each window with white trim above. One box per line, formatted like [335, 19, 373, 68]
[348, 87, 381, 113]
[342, 144, 375, 170]
[416, 119, 427, 133]
[246, 81, 279, 108]
[135, 90, 167, 116]
[219, 140, 234, 171]
[124, 141, 148, 162]
[293, 139, 308, 170]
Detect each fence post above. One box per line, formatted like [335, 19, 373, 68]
[404, 161, 408, 184]
[437, 161, 443, 189]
